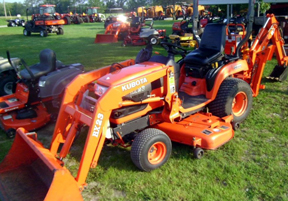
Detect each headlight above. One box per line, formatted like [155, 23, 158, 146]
[94, 84, 108, 96]
[39, 80, 46, 87]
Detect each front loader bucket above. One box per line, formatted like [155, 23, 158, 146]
[266, 65, 288, 81]
[95, 34, 118, 43]
[0, 128, 83, 201]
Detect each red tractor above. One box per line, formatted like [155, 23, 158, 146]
[23, 4, 65, 37]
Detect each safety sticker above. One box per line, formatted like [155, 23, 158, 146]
[202, 129, 212, 135]
[220, 126, 229, 130]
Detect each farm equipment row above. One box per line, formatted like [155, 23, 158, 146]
[137, 4, 205, 20]
[95, 17, 166, 45]
[1, 0, 288, 200]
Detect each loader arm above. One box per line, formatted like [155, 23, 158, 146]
[50, 60, 178, 187]
[249, 14, 288, 96]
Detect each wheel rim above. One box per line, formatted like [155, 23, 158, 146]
[232, 92, 248, 117]
[196, 149, 204, 158]
[40, 31, 43, 37]
[24, 30, 27, 35]
[4, 82, 13, 95]
[150, 37, 157, 45]
[147, 142, 167, 165]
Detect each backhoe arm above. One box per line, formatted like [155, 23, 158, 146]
[249, 14, 288, 96]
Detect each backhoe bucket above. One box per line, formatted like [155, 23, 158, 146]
[95, 34, 118, 43]
[0, 128, 83, 201]
[266, 65, 288, 81]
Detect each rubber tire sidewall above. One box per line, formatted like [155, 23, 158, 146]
[40, 30, 47, 37]
[0, 75, 16, 96]
[131, 128, 172, 172]
[208, 78, 253, 124]
[57, 27, 64, 35]
[149, 35, 159, 45]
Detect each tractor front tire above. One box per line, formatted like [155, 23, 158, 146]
[131, 128, 172, 172]
[208, 78, 253, 124]
[149, 35, 159, 45]
[6, 128, 16, 139]
[23, 29, 31, 36]
[57, 27, 64, 35]
[0, 75, 16, 96]
[40, 30, 48, 37]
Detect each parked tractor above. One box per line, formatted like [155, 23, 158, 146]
[1, 0, 287, 200]
[84, 7, 105, 22]
[60, 11, 83, 25]
[23, 4, 65, 37]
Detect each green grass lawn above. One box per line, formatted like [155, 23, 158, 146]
[0, 20, 288, 201]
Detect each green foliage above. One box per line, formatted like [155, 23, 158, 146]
[258, 0, 270, 13]
[0, 2, 26, 16]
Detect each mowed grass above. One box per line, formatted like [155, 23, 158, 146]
[0, 20, 288, 201]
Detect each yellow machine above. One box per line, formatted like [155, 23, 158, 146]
[169, 33, 198, 48]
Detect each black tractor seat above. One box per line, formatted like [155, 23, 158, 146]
[20, 49, 57, 80]
[184, 23, 226, 66]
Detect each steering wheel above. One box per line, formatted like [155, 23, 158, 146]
[160, 41, 188, 57]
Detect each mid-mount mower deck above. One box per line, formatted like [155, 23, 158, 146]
[1, 0, 288, 200]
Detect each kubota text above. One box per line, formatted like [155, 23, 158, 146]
[122, 78, 148, 91]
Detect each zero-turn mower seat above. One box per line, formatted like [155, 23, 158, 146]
[184, 23, 226, 66]
[20, 49, 56, 80]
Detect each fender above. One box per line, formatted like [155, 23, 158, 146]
[206, 59, 249, 99]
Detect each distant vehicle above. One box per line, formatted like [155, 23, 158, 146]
[23, 4, 65, 37]
[7, 14, 25, 27]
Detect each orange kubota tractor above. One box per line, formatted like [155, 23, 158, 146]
[95, 15, 130, 43]
[1, 0, 288, 200]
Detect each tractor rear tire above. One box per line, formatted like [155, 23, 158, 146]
[208, 78, 253, 124]
[131, 128, 172, 172]
[75, 16, 81, 24]
[40, 30, 48, 37]
[64, 16, 71, 25]
[57, 27, 64, 35]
